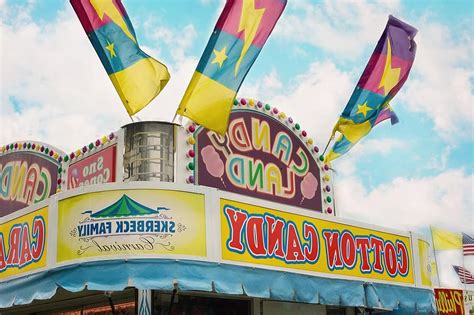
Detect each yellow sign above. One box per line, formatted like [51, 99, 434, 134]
[0, 207, 48, 279]
[418, 239, 432, 286]
[57, 189, 206, 262]
[221, 199, 414, 284]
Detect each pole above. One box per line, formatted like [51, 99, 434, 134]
[430, 226, 442, 287]
[322, 136, 333, 155]
[461, 233, 467, 291]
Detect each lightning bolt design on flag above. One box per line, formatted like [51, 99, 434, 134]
[235, 0, 265, 76]
[70, 0, 170, 116]
[325, 15, 417, 163]
[176, 0, 287, 135]
[90, 0, 136, 43]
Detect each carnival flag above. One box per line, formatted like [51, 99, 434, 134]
[325, 15, 417, 163]
[453, 265, 474, 284]
[176, 0, 287, 135]
[431, 226, 462, 250]
[70, 0, 170, 116]
[463, 233, 474, 256]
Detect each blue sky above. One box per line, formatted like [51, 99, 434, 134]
[0, 0, 473, 288]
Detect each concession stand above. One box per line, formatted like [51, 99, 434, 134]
[0, 99, 436, 314]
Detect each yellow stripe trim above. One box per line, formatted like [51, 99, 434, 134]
[177, 72, 236, 135]
[109, 57, 170, 116]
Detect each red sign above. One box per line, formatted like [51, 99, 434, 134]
[67, 145, 116, 189]
[435, 288, 465, 315]
[196, 109, 322, 211]
[0, 152, 58, 217]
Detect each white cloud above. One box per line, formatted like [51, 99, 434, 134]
[0, 3, 198, 153]
[424, 145, 452, 172]
[0, 7, 127, 153]
[400, 20, 474, 140]
[143, 20, 197, 63]
[332, 138, 407, 176]
[335, 169, 473, 233]
[276, 0, 403, 59]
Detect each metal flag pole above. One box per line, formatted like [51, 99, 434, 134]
[461, 233, 467, 291]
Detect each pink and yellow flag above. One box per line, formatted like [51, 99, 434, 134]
[176, 0, 287, 135]
[70, 0, 170, 116]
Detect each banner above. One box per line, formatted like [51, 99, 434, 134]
[0, 152, 59, 217]
[221, 198, 414, 284]
[418, 239, 432, 286]
[67, 145, 117, 189]
[0, 207, 48, 279]
[435, 288, 465, 315]
[57, 189, 206, 263]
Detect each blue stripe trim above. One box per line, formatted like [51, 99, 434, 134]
[89, 22, 148, 74]
[196, 29, 261, 91]
[332, 135, 354, 155]
[341, 87, 386, 125]
[0, 259, 435, 312]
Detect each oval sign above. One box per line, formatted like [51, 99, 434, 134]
[195, 108, 323, 211]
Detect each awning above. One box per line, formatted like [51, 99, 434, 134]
[0, 259, 435, 313]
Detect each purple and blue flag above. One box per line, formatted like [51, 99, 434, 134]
[325, 15, 417, 163]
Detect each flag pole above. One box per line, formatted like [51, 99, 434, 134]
[461, 233, 467, 290]
[430, 226, 442, 287]
[322, 138, 332, 155]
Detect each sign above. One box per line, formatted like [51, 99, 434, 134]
[0, 152, 59, 217]
[435, 288, 465, 315]
[221, 198, 414, 284]
[0, 207, 48, 279]
[67, 145, 117, 189]
[465, 290, 474, 313]
[57, 189, 206, 262]
[196, 109, 323, 212]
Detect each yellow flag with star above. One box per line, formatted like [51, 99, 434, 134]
[325, 15, 417, 163]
